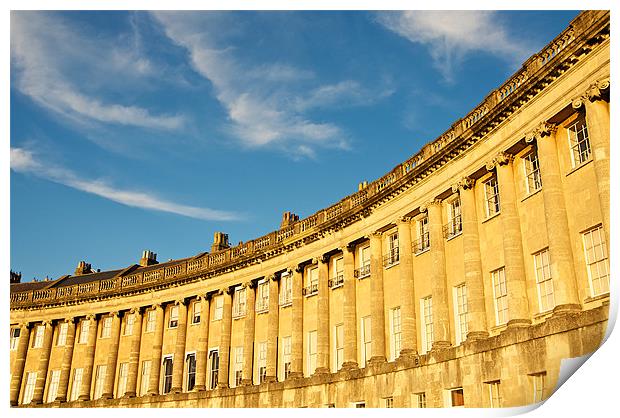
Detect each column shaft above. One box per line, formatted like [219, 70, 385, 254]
[171, 301, 188, 392]
[78, 316, 98, 401]
[397, 219, 417, 355]
[10, 324, 30, 405]
[102, 313, 122, 398]
[266, 277, 279, 381]
[195, 297, 210, 391]
[369, 233, 386, 363]
[242, 285, 256, 385]
[32, 322, 54, 404]
[125, 309, 143, 397]
[342, 246, 358, 368]
[315, 258, 330, 373]
[56, 319, 76, 402]
[290, 268, 304, 378]
[217, 290, 233, 388]
[147, 305, 164, 395]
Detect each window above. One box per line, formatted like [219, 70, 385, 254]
[361, 316, 371, 367]
[280, 272, 293, 306]
[233, 287, 247, 318]
[524, 150, 542, 193]
[10, 327, 20, 350]
[258, 341, 268, 383]
[534, 249, 555, 312]
[186, 353, 196, 391]
[33, 324, 44, 348]
[445, 198, 463, 238]
[334, 323, 344, 371]
[213, 296, 224, 321]
[448, 388, 465, 408]
[93, 365, 107, 399]
[256, 280, 270, 313]
[169, 306, 179, 328]
[491, 268, 508, 325]
[117, 362, 128, 398]
[453, 284, 468, 345]
[233, 347, 244, 387]
[484, 175, 500, 217]
[421, 297, 434, 353]
[23, 372, 37, 404]
[208, 350, 219, 390]
[355, 245, 371, 278]
[307, 330, 317, 375]
[162, 356, 173, 394]
[146, 310, 156, 332]
[567, 115, 591, 167]
[140, 361, 151, 396]
[383, 397, 394, 408]
[487, 381, 502, 407]
[390, 307, 402, 361]
[330, 257, 344, 288]
[414, 216, 430, 254]
[304, 266, 319, 296]
[282, 336, 292, 379]
[413, 392, 427, 408]
[531, 373, 546, 403]
[56, 322, 68, 346]
[46, 370, 61, 403]
[582, 225, 610, 296]
[353, 402, 366, 408]
[192, 301, 201, 324]
[383, 232, 399, 267]
[101, 317, 112, 338]
[70, 368, 83, 401]
[124, 313, 135, 336]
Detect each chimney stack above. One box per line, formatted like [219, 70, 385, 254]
[140, 250, 158, 267]
[74, 261, 93, 276]
[10, 270, 22, 284]
[280, 211, 299, 229]
[211, 232, 230, 252]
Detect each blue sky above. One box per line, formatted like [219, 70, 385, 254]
[10, 10, 579, 282]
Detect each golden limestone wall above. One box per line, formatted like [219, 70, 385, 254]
[9, 10, 610, 408]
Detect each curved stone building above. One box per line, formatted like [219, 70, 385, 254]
[10, 10, 610, 408]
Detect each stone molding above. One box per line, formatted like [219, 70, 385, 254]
[486, 151, 514, 171]
[572, 77, 610, 110]
[525, 122, 557, 144]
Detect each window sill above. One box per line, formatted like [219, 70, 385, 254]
[446, 231, 462, 242]
[521, 188, 542, 203]
[584, 292, 610, 304]
[255, 309, 269, 315]
[384, 261, 400, 270]
[211, 318, 222, 322]
[190, 321, 200, 326]
[481, 212, 501, 225]
[279, 301, 292, 308]
[414, 248, 430, 257]
[356, 273, 370, 280]
[330, 284, 344, 290]
[566, 158, 592, 177]
[304, 292, 318, 298]
[232, 314, 246, 320]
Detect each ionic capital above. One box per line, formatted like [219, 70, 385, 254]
[85, 313, 97, 321]
[369, 231, 383, 239]
[19, 322, 31, 330]
[174, 299, 186, 306]
[397, 216, 413, 224]
[486, 151, 514, 170]
[150, 303, 163, 311]
[269, 274, 279, 282]
[63, 317, 76, 324]
[420, 198, 441, 213]
[108, 311, 121, 318]
[451, 177, 475, 193]
[129, 307, 142, 315]
[42, 319, 53, 327]
[585, 78, 610, 103]
[525, 121, 557, 144]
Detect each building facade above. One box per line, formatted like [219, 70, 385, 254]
[9, 11, 610, 408]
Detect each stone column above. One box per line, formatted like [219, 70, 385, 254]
[342, 245, 359, 369]
[78, 314, 98, 401]
[32, 321, 54, 404]
[101, 312, 122, 399]
[266, 275, 280, 382]
[171, 300, 188, 393]
[195, 296, 210, 391]
[423, 200, 451, 349]
[124, 308, 143, 397]
[526, 123, 581, 313]
[454, 178, 488, 339]
[217, 288, 233, 388]
[488, 152, 531, 326]
[10, 323, 30, 406]
[55, 318, 76, 402]
[147, 304, 164, 395]
[574, 79, 610, 245]
[241, 283, 256, 385]
[290, 266, 304, 378]
[315, 256, 330, 374]
[397, 217, 418, 355]
[369, 232, 386, 363]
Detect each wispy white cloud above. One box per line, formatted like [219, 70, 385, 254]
[151, 12, 386, 156]
[11, 147, 239, 221]
[11, 12, 184, 130]
[376, 11, 532, 82]
[294, 80, 394, 112]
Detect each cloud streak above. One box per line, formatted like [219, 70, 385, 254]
[11, 12, 184, 130]
[376, 11, 532, 82]
[11, 147, 239, 222]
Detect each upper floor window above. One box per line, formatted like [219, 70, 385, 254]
[47, 369, 61, 403]
[524, 150, 542, 193]
[355, 245, 371, 279]
[101, 317, 112, 338]
[582, 225, 609, 297]
[282, 336, 292, 380]
[390, 307, 402, 361]
[23, 372, 37, 404]
[330, 257, 344, 288]
[414, 216, 430, 254]
[307, 330, 317, 375]
[233, 347, 244, 387]
[146, 310, 156, 332]
[258, 341, 268, 383]
[233, 287, 247, 318]
[567, 114, 591, 167]
[484, 176, 500, 218]
[33, 324, 45, 348]
[384, 232, 399, 267]
[421, 297, 433, 353]
[57, 322, 68, 346]
[10, 327, 20, 350]
[79, 320, 90, 343]
[70, 368, 83, 401]
[168, 306, 179, 328]
[186, 353, 196, 391]
[192, 301, 201, 324]
[117, 362, 129, 398]
[256, 280, 269, 313]
[360, 316, 371, 367]
[533, 249, 555, 312]
[445, 198, 462, 239]
[304, 266, 319, 296]
[124, 313, 135, 336]
[491, 268, 508, 325]
[213, 296, 224, 321]
[162, 357, 173, 394]
[334, 323, 344, 371]
[453, 284, 468, 345]
[279, 272, 293, 306]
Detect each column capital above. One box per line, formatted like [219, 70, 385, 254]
[18, 322, 32, 330]
[85, 313, 97, 321]
[41, 319, 53, 327]
[294, 264, 305, 273]
[150, 303, 163, 311]
[173, 299, 186, 306]
[451, 176, 475, 193]
[63, 317, 76, 324]
[397, 216, 413, 224]
[419, 198, 442, 213]
[129, 307, 142, 315]
[269, 274, 279, 282]
[486, 151, 514, 170]
[584, 77, 610, 103]
[369, 230, 383, 239]
[525, 121, 557, 144]
[107, 311, 121, 318]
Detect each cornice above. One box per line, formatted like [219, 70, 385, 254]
[10, 11, 610, 312]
